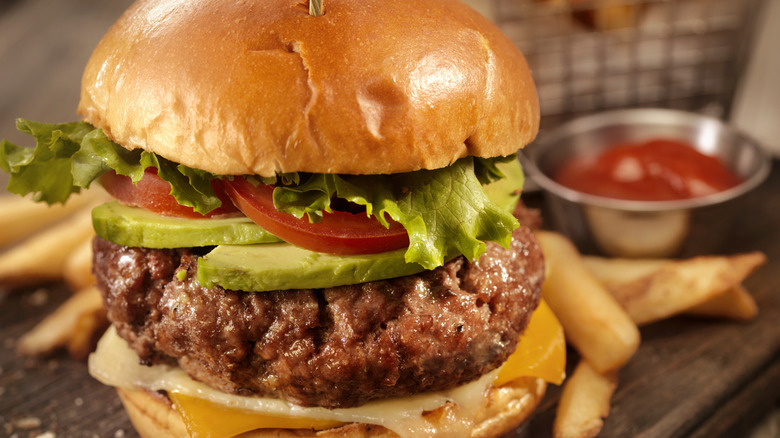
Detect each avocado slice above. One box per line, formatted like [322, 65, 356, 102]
[92, 201, 282, 248]
[197, 244, 428, 292]
[483, 158, 523, 213]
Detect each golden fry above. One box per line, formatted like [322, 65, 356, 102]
[16, 287, 104, 357]
[63, 237, 95, 292]
[67, 307, 109, 360]
[538, 0, 640, 31]
[554, 360, 618, 438]
[600, 253, 765, 326]
[582, 256, 668, 288]
[536, 231, 640, 374]
[686, 285, 758, 322]
[0, 189, 105, 248]
[0, 208, 95, 288]
[588, 3, 638, 31]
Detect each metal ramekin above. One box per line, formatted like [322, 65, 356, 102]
[522, 108, 771, 257]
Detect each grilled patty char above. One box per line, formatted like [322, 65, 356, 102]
[92, 226, 544, 409]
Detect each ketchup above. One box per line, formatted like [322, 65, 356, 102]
[553, 138, 742, 201]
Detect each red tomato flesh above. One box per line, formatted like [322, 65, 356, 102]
[223, 178, 409, 255]
[99, 168, 240, 218]
[553, 138, 742, 201]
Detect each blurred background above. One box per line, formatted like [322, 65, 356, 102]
[0, 0, 778, 437]
[0, 0, 777, 166]
[466, 0, 778, 154]
[1, 0, 778, 191]
[2, 0, 778, 150]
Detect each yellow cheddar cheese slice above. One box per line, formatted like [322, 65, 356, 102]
[169, 392, 345, 437]
[495, 299, 566, 386]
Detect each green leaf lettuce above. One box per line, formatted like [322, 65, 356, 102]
[1, 119, 222, 213]
[271, 157, 523, 269]
[2, 119, 525, 269]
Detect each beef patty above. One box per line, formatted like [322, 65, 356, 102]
[92, 226, 544, 409]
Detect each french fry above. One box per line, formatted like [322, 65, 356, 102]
[16, 286, 104, 357]
[536, 231, 640, 374]
[586, 2, 638, 31]
[582, 256, 668, 288]
[554, 360, 618, 438]
[593, 253, 765, 326]
[67, 307, 109, 360]
[685, 285, 758, 322]
[0, 207, 95, 288]
[0, 189, 105, 248]
[63, 237, 96, 292]
[584, 254, 763, 324]
[540, 0, 640, 31]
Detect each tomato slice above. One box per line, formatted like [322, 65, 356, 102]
[99, 168, 240, 218]
[223, 178, 409, 254]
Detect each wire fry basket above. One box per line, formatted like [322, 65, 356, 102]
[487, 0, 767, 128]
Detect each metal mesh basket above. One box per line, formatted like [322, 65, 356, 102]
[489, 0, 766, 128]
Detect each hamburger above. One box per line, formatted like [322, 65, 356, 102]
[0, 0, 565, 436]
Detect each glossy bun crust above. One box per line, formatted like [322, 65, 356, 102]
[117, 377, 546, 438]
[78, 0, 539, 177]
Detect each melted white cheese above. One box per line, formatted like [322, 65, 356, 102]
[89, 327, 498, 438]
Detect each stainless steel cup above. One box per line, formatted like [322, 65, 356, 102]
[522, 109, 771, 257]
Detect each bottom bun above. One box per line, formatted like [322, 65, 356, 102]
[117, 377, 546, 438]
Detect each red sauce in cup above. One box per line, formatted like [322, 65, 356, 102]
[553, 138, 742, 201]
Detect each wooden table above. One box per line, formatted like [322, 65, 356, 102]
[1, 1, 778, 437]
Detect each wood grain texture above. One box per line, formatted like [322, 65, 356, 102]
[1, 1, 778, 437]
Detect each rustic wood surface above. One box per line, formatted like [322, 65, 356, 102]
[1, 1, 778, 437]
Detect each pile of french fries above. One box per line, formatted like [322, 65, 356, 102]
[1, 189, 110, 360]
[536, 230, 765, 438]
[535, 0, 641, 31]
[1, 194, 766, 437]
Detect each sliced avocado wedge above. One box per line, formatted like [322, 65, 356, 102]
[483, 158, 524, 213]
[92, 201, 282, 248]
[197, 244, 430, 292]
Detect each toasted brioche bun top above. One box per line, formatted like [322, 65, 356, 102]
[78, 0, 538, 177]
